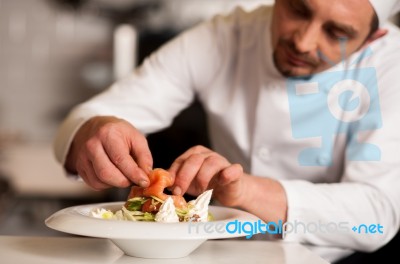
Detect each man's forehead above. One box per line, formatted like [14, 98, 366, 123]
[289, 0, 372, 29]
[290, 0, 400, 27]
[289, 0, 372, 15]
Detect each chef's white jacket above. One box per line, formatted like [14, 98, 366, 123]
[53, 5, 400, 263]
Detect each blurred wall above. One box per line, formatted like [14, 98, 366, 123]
[0, 0, 113, 143]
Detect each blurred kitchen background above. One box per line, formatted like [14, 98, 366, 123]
[0, 0, 273, 236]
[0, 0, 398, 237]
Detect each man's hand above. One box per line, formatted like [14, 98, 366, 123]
[168, 145, 246, 207]
[65, 116, 153, 190]
[168, 145, 288, 223]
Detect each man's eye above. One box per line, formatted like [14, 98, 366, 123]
[326, 29, 349, 40]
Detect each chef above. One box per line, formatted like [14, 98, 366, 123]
[53, 0, 400, 263]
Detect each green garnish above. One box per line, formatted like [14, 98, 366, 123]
[125, 197, 147, 211]
[150, 196, 164, 203]
[134, 212, 155, 221]
[207, 212, 215, 221]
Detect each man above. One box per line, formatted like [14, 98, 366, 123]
[53, 0, 400, 262]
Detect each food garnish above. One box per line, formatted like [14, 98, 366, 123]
[91, 168, 213, 222]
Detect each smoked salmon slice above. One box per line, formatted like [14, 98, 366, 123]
[143, 168, 173, 200]
[127, 168, 187, 209]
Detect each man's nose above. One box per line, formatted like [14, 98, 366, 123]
[294, 22, 319, 53]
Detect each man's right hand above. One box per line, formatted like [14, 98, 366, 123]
[65, 116, 153, 190]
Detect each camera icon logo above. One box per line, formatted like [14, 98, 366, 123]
[286, 48, 382, 166]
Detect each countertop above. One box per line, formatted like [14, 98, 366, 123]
[0, 236, 329, 264]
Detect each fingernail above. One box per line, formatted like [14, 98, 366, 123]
[173, 186, 182, 196]
[139, 180, 149, 188]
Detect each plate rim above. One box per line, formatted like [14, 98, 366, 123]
[45, 201, 261, 240]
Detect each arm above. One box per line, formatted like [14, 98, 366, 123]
[53, 15, 226, 189]
[278, 35, 400, 252]
[169, 144, 399, 254]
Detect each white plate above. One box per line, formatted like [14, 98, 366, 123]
[45, 202, 261, 258]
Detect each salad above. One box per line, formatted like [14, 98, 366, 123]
[90, 168, 213, 223]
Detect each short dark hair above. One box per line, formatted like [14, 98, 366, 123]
[367, 11, 379, 39]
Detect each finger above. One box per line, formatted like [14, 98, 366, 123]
[76, 157, 111, 190]
[212, 164, 244, 207]
[169, 145, 210, 180]
[128, 133, 153, 178]
[218, 163, 243, 185]
[88, 142, 132, 188]
[167, 149, 193, 191]
[171, 152, 206, 195]
[169, 157, 183, 179]
[166, 158, 183, 193]
[169, 146, 212, 194]
[103, 134, 150, 187]
[190, 154, 230, 194]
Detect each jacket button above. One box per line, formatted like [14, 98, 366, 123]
[258, 147, 271, 162]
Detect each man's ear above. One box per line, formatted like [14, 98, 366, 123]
[363, 28, 388, 47]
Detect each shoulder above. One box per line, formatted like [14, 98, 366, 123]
[207, 4, 273, 32]
[364, 23, 400, 97]
[190, 4, 273, 56]
[178, 4, 274, 63]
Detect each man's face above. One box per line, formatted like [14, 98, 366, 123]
[271, 0, 375, 77]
